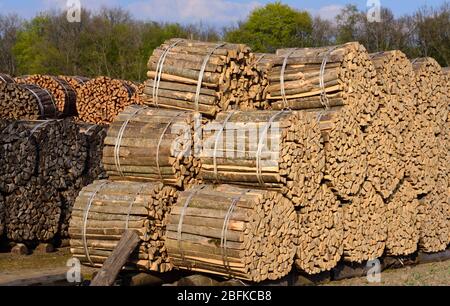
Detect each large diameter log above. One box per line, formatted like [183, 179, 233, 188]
[343, 181, 387, 263]
[271, 42, 378, 127]
[295, 184, 343, 274]
[69, 180, 178, 273]
[200, 110, 324, 207]
[166, 184, 299, 282]
[103, 105, 200, 188]
[385, 181, 420, 256]
[0, 83, 59, 120]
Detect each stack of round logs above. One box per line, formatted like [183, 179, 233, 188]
[0, 73, 15, 84]
[0, 82, 59, 120]
[15, 75, 78, 117]
[165, 184, 298, 282]
[143, 39, 257, 117]
[69, 180, 178, 272]
[103, 105, 201, 188]
[77, 76, 137, 124]
[200, 110, 324, 206]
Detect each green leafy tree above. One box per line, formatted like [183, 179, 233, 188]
[225, 2, 313, 53]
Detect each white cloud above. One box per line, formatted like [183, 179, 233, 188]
[313, 5, 344, 21]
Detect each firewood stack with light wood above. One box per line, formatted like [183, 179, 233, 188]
[165, 184, 298, 282]
[0, 73, 15, 84]
[143, 39, 257, 116]
[199, 110, 324, 206]
[0, 83, 59, 120]
[69, 180, 178, 272]
[103, 105, 201, 188]
[77, 76, 137, 124]
[15, 75, 78, 117]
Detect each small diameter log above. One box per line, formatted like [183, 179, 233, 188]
[200, 110, 324, 207]
[0, 73, 15, 84]
[385, 181, 420, 256]
[103, 105, 201, 188]
[0, 83, 59, 120]
[342, 181, 387, 263]
[69, 180, 178, 273]
[144, 39, 257, 116]
[271, 42, 378, 127]
[77, 76, 137, 124]
[295, 184, 343, 274]
[15, 75, 77, 117]
[166, 184, 299, 282]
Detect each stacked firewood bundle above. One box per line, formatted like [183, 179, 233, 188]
[199, 110, 324, 206]
[0, 82, 59, 120]
[165, 184, 298, 282]
[69, 180, 178, 272]
[143, 39, 257, 116]
[77, 76, 138, 124]
[0, 119, 106, 243]
[15, 75, 78, 117]
[0, 73, 15, 83]
[103, 105, 201, 188]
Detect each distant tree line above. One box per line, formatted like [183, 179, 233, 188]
[0, 2, 448, 82]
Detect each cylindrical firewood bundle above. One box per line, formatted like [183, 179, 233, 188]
[77, 76, 137, 124]
[200, 110, 324, 206]
[69, 180, 178, 272]
[166, 185, 299, 282]
[144, 39, 257, 116]
[295, 184, 343, 274]
[0, 83, 59, 120]
[342, 181, 387, 262]
[385, 181, 419, 256]
[15, 75, 78, 117]
[0, 73, 15, 83]
[270, 42, 378, 127]
[78, 123, 108, 184]
[103, 105, 200, 188]
[249, 53, 276, 109]
[366, 51, 414, 199]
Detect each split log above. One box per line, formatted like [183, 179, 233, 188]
[0, 83, 59, 120]
[0, 73, 15, 83]
[200, 110, 324, 207]
[15, 75, 77, 117]
[166, 184, 299, 282]
[271, 42, 378, 127]
[342, 181, 387, 263]
[103, 105, 201, 188]
[365, 51, 413, 199]
[69, 180, 178, 273]
[144, 39, 258, 116]
[385, 181, 420, 256]
[295, 184, 343, 274]
[77, 76, 137, 124]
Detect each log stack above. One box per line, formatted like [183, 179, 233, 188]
[77, 76, 137, 124]
[103, 105, 201, 188]
[0, 83, 59, 120]
[15, 75, 78, 117]
[366, 51, 414, 199]
[165, 184, 299, 282]
[0, 73, 15, 83]
[295, 184, 343, 274]
[385, 181, 420, 256]
[270, 42, 378, 127]
[199, 110, 324, 206]
[69, 180, 178, 272]
[342, 181, 387, 262]
[143, 39, 257, 116]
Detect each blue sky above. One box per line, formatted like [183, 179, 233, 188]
[0, 0, 447, 26]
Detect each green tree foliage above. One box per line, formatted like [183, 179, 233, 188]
[224, 2, 313, 53]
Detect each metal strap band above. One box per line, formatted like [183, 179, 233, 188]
[153, 39, 184, 107]
[177, 185, 207, 268]
[84, 124, 97, 135]
[29, 120, 52, 137]
[221, 189, 249, 278]
[23, 86, 45, 117]
[256, 110, 287, 187]
[82, 181, 109, 266]
[213, 111, 236, 183]
[254, 54, 266, 66]
[280, 49, 297, 109]
[319, 46, 339, 111]
[195, 43, 226, 112]
[156, 112, 184, 182]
